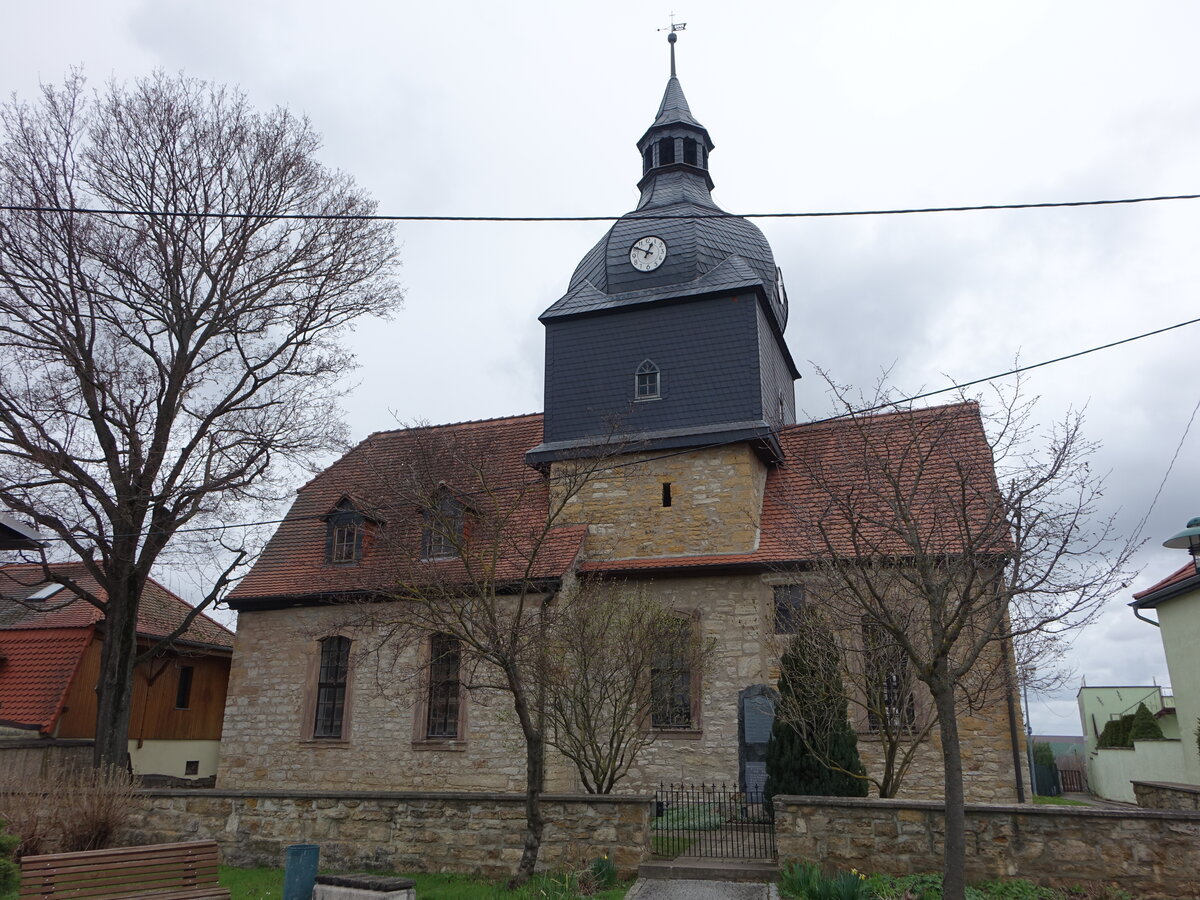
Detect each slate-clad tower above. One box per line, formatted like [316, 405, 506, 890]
[527, 61, 799, 468]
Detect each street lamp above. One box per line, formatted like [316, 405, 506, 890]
[1163, 516, 1200, 575]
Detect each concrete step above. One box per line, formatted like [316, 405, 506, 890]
[639, 857, 779, 883]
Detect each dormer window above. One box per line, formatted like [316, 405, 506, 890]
[325, 498, 367, 565]
[422, 491, 465, 560]
[635, 360, 660, 401]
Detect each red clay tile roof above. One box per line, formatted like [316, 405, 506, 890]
[232, 403, 1001, 601]
[0, 627, 92, 730]
[1132, 562, 1199, 606]
[0, 562, 233, 649]
[231, 414, 587, 603]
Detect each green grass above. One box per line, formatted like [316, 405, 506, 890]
[219, 866, 631, 900]
[1032, 795, 1092, 806]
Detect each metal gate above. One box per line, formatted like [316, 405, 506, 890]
[652, 782, 777, 860]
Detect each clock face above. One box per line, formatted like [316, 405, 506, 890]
[630, 236, 667, 272]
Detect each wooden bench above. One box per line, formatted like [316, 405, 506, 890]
[19, 840, 230, 899]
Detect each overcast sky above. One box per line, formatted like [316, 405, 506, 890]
[5, 1, 1199, 736]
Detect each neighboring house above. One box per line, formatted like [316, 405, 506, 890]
[0, 511, 41, 550]
[0, 562, 234, 780]
[1076, 562, 1200, 802]
[219, 67, 1028, 802]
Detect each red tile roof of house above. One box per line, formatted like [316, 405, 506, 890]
[0, 562, 234, 649]
[0, 627, 92, 730]
[1133, 562, 1196, 599]
[231, 402, 1001, 602]
[231, 414, 587, 603]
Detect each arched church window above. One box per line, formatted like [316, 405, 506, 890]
[635, 360, 660, 400]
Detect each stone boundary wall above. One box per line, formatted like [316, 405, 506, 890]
[774, 795, 1200, 900]
[1133, 779, 1200, 810]
[122, 790, 653, 880]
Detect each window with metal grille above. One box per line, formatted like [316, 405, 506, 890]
[426, 633, 462, 739]
[635, 359, 660, 400]
[422, 493, 464, 560]
[651, 618, 694, 729]
[863, 623, 916, 732]
[314, 636, 350, 739]
[773, 584, 805, 634]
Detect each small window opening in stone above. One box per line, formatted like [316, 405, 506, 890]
[643, 146, 654, 173]
[683, 138, 697, 166]
[658, 137, 675, 165]
[662, 483, 672, 508]
[184, 760, 199, 776]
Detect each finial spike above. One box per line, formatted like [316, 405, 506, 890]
[658, 14, 687, 78]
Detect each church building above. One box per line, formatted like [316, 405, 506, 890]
[217, 46, 1027, 803]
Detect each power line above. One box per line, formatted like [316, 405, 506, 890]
[19, 312, 1200, 544]
[3, 192, 1200, 223]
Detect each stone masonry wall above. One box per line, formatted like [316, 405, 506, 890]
[123, 790, 652, 880]
[1134, 780, 1200, 810]
[219, 576, 1025, 802]
[775, 796, 1200, 899]
[553, 446, 768, 560]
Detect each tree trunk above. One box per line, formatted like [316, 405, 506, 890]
[507, 665, 545, 888]
[92, 580, 139, 769]
[931, 672, 966, 900]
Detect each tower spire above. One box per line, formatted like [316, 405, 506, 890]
[659, 15, 687, 77]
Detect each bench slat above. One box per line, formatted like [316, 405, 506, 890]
[19, 841, 228, 900]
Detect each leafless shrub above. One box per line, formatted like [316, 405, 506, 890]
[0, 762, 143, 857]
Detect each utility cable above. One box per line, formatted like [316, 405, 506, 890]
[2, 192, 1200, 223]
[16, 312, 1200, 544]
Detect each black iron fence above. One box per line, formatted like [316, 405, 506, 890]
[652, 782, 777, 860]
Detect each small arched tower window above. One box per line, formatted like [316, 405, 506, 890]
[635, 359, 661, 401]
[643, 146, 654, 174]
[682, 138, 698, 166]
[657, 137, 675, 166]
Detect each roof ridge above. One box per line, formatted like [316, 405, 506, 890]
[784, 400, 981, 435]
[364, 411, 544, 439]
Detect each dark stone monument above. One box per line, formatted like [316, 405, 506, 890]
[738, 683, 778, 796]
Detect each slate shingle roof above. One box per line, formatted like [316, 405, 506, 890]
[229, 413, 588, 605]
[0, 563, 234, 648]
[231, 401, 1000, 602]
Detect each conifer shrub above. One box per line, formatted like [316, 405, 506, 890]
[1096, 714, 1134, 748]
[765, 631, 868, 809]
[1127, 702, 1164, 741]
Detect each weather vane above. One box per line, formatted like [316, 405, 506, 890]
[658, 14, 687, 77]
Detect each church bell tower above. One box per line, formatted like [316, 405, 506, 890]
[527, 34, 798, 500]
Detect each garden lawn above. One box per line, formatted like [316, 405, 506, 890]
[219, 866, 632, 899]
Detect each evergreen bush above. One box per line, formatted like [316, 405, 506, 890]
[764, 632, 868, 809]
[1096, 714, 1134, 748]
[0, 821, 18, 895]
[1128, 702, 1164, 741]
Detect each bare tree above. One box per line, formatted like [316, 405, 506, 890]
[0, 71, 400, 767]
[334, 422, 619, 887]
[773, 606, 937, 798]
[781, 376, 1134, 900]
[540, 579, 713, 793]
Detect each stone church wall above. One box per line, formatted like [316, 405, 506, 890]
[218, 576, 1025, 803]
